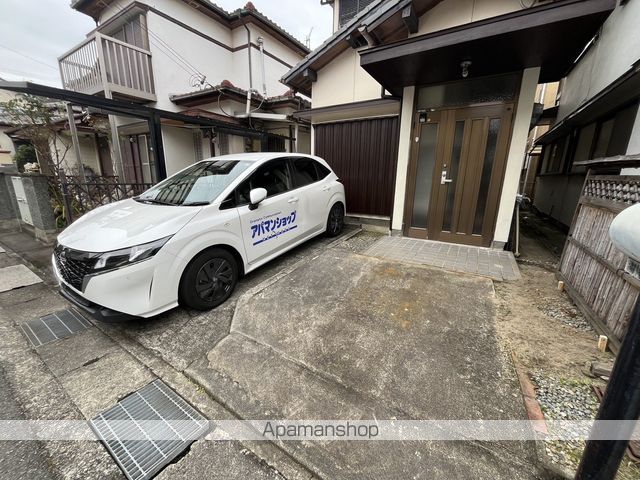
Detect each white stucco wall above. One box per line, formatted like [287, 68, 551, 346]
[556, 0, 640, 120]
[0, 89, 17, 164]
[493, 67, 540, 244]
[390, 86, 415, 231]
[146, 10, 233, 111]
[0, 129, 15, 165]
[415, 0, 522, 36]
[312, 48, 382, 109]
[96, 0, 304, 109]
[53, 132, 101, 174]
[162, 125, 196, 176]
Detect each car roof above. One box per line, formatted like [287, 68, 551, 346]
[203, 152, 318, 163]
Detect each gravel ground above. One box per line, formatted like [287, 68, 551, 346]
[536, 299, 593, 331]
[533, 374, 640, 479]
[334, 230, 384, 254]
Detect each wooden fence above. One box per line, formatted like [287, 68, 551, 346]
[559, 174, 640, 353]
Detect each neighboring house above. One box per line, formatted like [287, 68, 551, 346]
[283, 0, 615, 248]
[520, 81, 559, 199]
[0, 85, 17, 165]
[532, 0, 640, 228]
[57, 0, 312, 183]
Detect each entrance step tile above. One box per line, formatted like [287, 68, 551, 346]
[363, 237, 520, 281]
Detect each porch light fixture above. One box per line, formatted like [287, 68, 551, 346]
[460, 60, 472, 78]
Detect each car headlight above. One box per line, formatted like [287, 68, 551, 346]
[93, 236, 172, 273]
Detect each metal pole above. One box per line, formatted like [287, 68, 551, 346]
[66, 103, 86, 182]
[57, 168, 74, 224]
[575, 298, 640, 479]
[95, 32, 124, 180]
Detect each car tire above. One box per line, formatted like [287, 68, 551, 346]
[179, 248, 238, 310]
[326, 202, 345, 237]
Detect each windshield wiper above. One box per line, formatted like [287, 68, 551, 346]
[133, 197, 175, 206]
[181, 201, 210, 206]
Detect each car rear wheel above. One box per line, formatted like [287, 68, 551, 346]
[326, 203, 344, 237]
[179, 248, 238, 310]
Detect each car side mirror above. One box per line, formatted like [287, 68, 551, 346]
[248, 188, 267, 210]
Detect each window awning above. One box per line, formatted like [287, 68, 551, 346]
[359, 0, 616, 96]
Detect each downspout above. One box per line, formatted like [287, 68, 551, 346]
[258, 36, 267, 95]
[242, 18, 253, 116]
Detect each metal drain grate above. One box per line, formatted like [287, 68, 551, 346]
[20, 309, 92, 347]
[91, 379, 209, 480]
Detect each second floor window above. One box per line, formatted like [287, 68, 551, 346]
[108, 15, 146, 49]
[339, 0, 377, 27]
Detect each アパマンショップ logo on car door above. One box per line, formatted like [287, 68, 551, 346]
[250, 210, 297, 246]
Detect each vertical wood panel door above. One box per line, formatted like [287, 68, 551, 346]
[405, 104, 514, 247]
[315, 117, 399, 217]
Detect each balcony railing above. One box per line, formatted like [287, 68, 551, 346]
[58, 32, 156, 102]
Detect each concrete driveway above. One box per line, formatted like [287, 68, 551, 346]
[186, 247, 543, 479]
[0, 228, 545, 479]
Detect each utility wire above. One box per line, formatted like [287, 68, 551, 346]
[0, 43, 59, 70]
[108, 2, 206, 80]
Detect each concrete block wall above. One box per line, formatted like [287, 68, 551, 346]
[0, 172, 57, 243]
[0, 170, 19, 229]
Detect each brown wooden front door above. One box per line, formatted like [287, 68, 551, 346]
[404, 103, 514, 247]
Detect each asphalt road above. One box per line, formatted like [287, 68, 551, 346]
[0, 365, 56, 480]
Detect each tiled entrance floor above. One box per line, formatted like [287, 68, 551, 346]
[363, 236, 521, 281]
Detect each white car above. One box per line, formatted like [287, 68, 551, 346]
[52, 153, 346, 321]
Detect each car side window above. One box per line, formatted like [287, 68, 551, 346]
[315, 162, 331, 179]
[219, 192, 236, 210]
[236, 159, 292, 205]
[292, 158, 320, 188]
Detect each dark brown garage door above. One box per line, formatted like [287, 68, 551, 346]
[315, 116, 399, 217]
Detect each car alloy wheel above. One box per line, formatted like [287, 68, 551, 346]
[180, 248, 238, 310]
[327, 203, 344, 237]
[195, 258, 233, 302]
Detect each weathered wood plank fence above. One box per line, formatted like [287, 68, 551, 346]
[558, 173, 640, 353]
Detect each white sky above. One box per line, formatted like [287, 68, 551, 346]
[0, 0, 333, 87]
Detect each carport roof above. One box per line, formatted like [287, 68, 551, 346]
[359, 0, 616, 96]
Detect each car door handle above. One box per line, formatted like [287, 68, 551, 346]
[287, 197, 299, 204]
[322, 185, 331, 192]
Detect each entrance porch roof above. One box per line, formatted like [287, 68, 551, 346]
[360, 0, 615, 96]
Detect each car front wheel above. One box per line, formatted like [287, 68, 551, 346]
[326, 202, 344, 237]
[179, 248, 238, 310]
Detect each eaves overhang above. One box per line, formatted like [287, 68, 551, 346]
[360, 0, 616, 96]
[282, 0, 443, 97]
[536, 60, 640, 146]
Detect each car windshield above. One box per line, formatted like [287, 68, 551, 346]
[136, 160, 252, 206]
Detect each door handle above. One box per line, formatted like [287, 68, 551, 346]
[322, 185, 331, 192]
[287, 197, 299, 204]
[440, 170, 453, 185]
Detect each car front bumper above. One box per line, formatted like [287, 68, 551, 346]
[52, 252, 178, 321]
[58, 282, 138, 323]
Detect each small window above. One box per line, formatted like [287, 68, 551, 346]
[219, 192, 236, 210]
[592, 118, 615, 160]
[543, 136, 569, 174]
[292, 158, 319, 187]
[237, 159, 291, 205]
[316, 162, 331, 179]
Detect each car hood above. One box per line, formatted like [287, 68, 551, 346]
[57, 199, 201, 252]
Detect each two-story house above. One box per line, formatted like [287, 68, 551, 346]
[283, 0, 615, 249]
[58, 0, 312, 184]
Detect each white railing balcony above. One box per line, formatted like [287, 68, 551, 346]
[58, 32, 156, 102]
